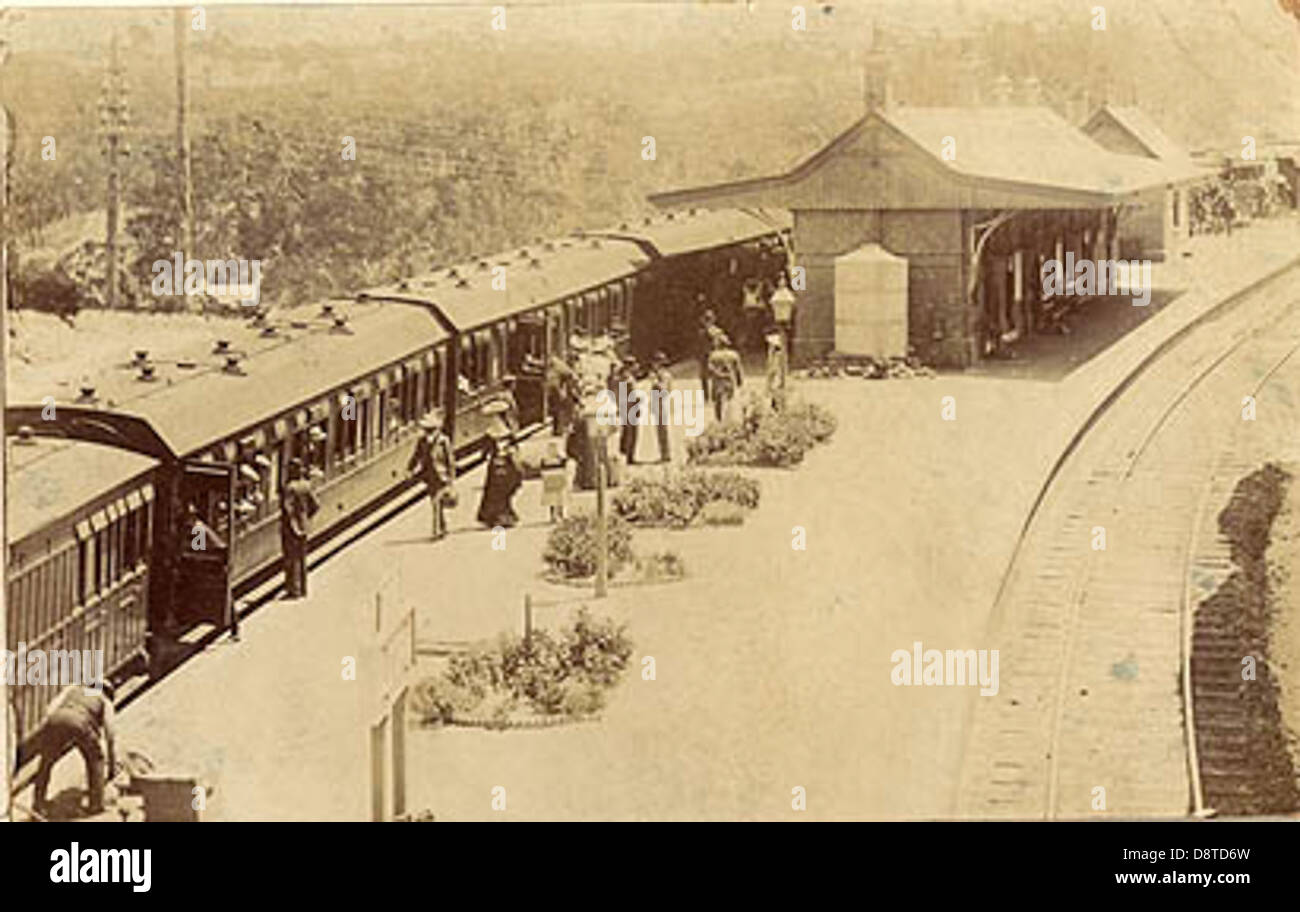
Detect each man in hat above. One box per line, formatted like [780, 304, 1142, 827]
[280, 458, 320, 598]
[408, 411, 456, 540]
[649, 351, 674, 463]
[618, 356, 641, 466]
[697, 304, 723, 403]
[547, 351, 580, 436]
[707, 332, 744, 423]
[32, 681, 118, 818]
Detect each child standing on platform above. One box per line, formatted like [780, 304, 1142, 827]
[540, 439, 569, 522]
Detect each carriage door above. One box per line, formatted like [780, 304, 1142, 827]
[174, 461, 235, 632]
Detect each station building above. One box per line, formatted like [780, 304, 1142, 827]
[649, 97, 1204, 368]
[1080, 104, 1207, 261]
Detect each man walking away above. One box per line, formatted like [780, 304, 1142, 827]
[32, 682, 117, 818]
[281, 458, 320, 598]
[707, 333, 744, 423]
[408, 411, 456, 540]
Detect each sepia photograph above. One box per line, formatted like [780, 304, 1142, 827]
[1, 0, 1298, 890]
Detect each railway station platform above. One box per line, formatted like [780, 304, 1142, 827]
[12, 217, 1300, 822]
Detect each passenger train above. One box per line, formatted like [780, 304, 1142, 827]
[3, 208, 789, 749]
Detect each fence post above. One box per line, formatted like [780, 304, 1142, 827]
[595, 459, 608, 598]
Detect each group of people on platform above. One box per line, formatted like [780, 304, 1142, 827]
[277, 312, 790, 589]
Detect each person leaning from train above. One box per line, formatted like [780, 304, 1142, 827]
[408, 410, 455, 540]
[32, 681, 118, 818]
[280, 458, 321, 598]
[182, 503, 227, 553]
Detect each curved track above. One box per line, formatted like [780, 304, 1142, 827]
[958, 268, 1300, 819]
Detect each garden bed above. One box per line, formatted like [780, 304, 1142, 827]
[687, 396, 836, 468]
[412, 608, 634, 729]
[612, 468, 760, 528]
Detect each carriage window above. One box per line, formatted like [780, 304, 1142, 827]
[123, 510, 137, 568]
[93, 531, 106, 595]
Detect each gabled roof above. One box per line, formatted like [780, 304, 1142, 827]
[890, 106, 1187, 194]
[650, 105, 1196, 211]
[1081, 104, 1204, 180]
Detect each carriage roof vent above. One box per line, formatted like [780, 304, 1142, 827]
[330, 314, 353, 334]
[132, 349, 149, 364]
[517, 248, 529, 260]
[689, 207, 699, 216]
[544, 241, 557, 252]
[590, 239, 602, 249]
[222, 355, 245, 375]
[76, 385, 97, 403]
[213, 339, 231, 354]
[619, 222, 629, 230]
[320, 302, 335, 316]
[528, 257, 542, 269]
[477, 260, 490, 272]
[14, 425, 36, 445]
[137, 364, 158, 382]
[643, 216, 654, 226]
[446, 267, 459, 279]
[665, 212, 676, 221]
[455, 277, 471, 289]
[397, 279, 410, 291]
[260, 324, 279, 337]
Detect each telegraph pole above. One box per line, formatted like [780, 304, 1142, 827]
[0, 99, 11, 828]
[174, 7, 194, 305]
[99, 32, 128, 310]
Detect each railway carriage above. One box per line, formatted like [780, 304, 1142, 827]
[4, 208, 789, 753]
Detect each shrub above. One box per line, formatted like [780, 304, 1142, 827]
[612, 468, 760, 527]
[637, 550, 687, 581]
[686, 396, 834, 468]
[784, 400, 837, 444]
[699, 501, 746, 526]
[543, 511, 634, 579]
[414, 608, 634, 722]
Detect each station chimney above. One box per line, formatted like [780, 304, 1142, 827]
[862, 22, 893, 113]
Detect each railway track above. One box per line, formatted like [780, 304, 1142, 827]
[958, 268, 1300, 819]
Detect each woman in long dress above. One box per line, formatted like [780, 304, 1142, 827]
[477, 439, 523, 528]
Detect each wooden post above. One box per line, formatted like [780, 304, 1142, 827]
[595, 458, 608, 598]
[0, 95, 11, 824]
